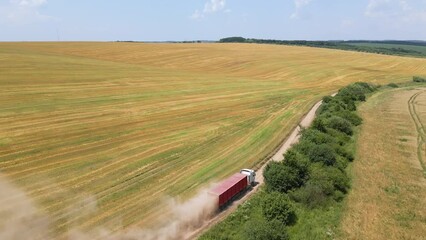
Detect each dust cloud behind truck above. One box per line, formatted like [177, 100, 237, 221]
[208, 169, 256, 208]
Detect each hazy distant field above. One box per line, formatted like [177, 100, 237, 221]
[347, 42, 426, 56]
[1, 42, 426, 236]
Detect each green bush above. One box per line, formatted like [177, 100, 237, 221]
[291, 164, 350, 208]
[334, 110, 362, 126]
[328, 168, 351, 194]
[321, 83, 376, 116]
[262, 192, 297, 225]
[264, 161, 305, 193]
[413, 76, 426, 82]
[300, 129, 353, 162]
[326, 116, 353, 136]
[335, 156, 349, 171]
[387, 83, 399, 88]
[325, 128, 351, 145]
[291, 181, 331, 208]
[311, 164, 350, 193]
[318, 98, 349, 114]
[299, 129, 335, 145]
[244, 219, 289, 240]
[338, 86, 366, 102]
[322, 95, 333, 103]
[319, 95, 360, 114]
[336, 82, 376, 102]
[335, 146, 354, 162]
[284, 150, 311, 182]
[292, 140, 316, 157]
[312, 117, 328, 133]
[353, 82, 377, 92]
[333, 190, 346, 202]
[307, 144, 337, 166]
[344, 99, 357, 111]
[264, 150, 310, 193]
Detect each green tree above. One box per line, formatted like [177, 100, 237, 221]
[284, 149, 310, 181]
[307, 144, 337, 166]
[299, 129, 335, 145]
[334, 110, 362, 126]
[264, 151, 310, 193]
[326, 116, 354, 136]
[291, 164, 350, 208]
[264, 162, 301, 193]
[413, 76, 426, 82]
[262, 192, 297, 225]
[244, 219, 289, 240]
[219, 37, 247, 43]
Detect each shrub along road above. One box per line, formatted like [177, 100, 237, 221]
[200, 82, 376, 240]
[189, 93, 334, 239]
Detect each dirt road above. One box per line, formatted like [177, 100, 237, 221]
[271, 100, 324, 161]
[188, 94, 334, 239]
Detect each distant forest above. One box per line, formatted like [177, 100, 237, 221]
[219, 37, 426, 58]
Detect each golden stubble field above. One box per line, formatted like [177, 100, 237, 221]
[1, 42, 426, 237]
[339, 87, 426, 239]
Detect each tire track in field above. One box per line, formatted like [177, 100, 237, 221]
[0, 92, 260, 172]
[6, 98, 259, 179]
[52, 99, 309, 232]
[2, 101, 268, 227]
[80, 96, 317, 230]
[408, 90, 426, 177]
[95, 99, 314, 228]
[5, 98, 283, 234]
[0, 88, 276, 166]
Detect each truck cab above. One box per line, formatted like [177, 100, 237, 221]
[240, 169, 256, 186]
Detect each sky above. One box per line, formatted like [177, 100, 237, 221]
[0, 0, 425, 41]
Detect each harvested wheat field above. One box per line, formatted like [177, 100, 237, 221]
[1, 42, 426, 237]
[339, 87, 426, 240]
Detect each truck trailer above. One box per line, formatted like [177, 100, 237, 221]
[209, 169, 256, 208]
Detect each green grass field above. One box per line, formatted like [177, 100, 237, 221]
[339, 86, 426, 239]
[1, 42, 426, 237]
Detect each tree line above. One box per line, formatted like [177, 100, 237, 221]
[201, 82, 378, 240]
[219, 37, 426, 58]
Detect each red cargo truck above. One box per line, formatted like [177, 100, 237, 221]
[209, 169, 256, 208]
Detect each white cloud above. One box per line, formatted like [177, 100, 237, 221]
[204, 0, 226, 13]
[191, 0, 228, 20]
[294, 0, 312, 8]
[365, 0, 426, 23]
[291, 0, 313, 19]
[12, 0, 47, 7]
[0, 0, 51, 25]
[365, 0, 394, 17]
[190, 10, 204, 20]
